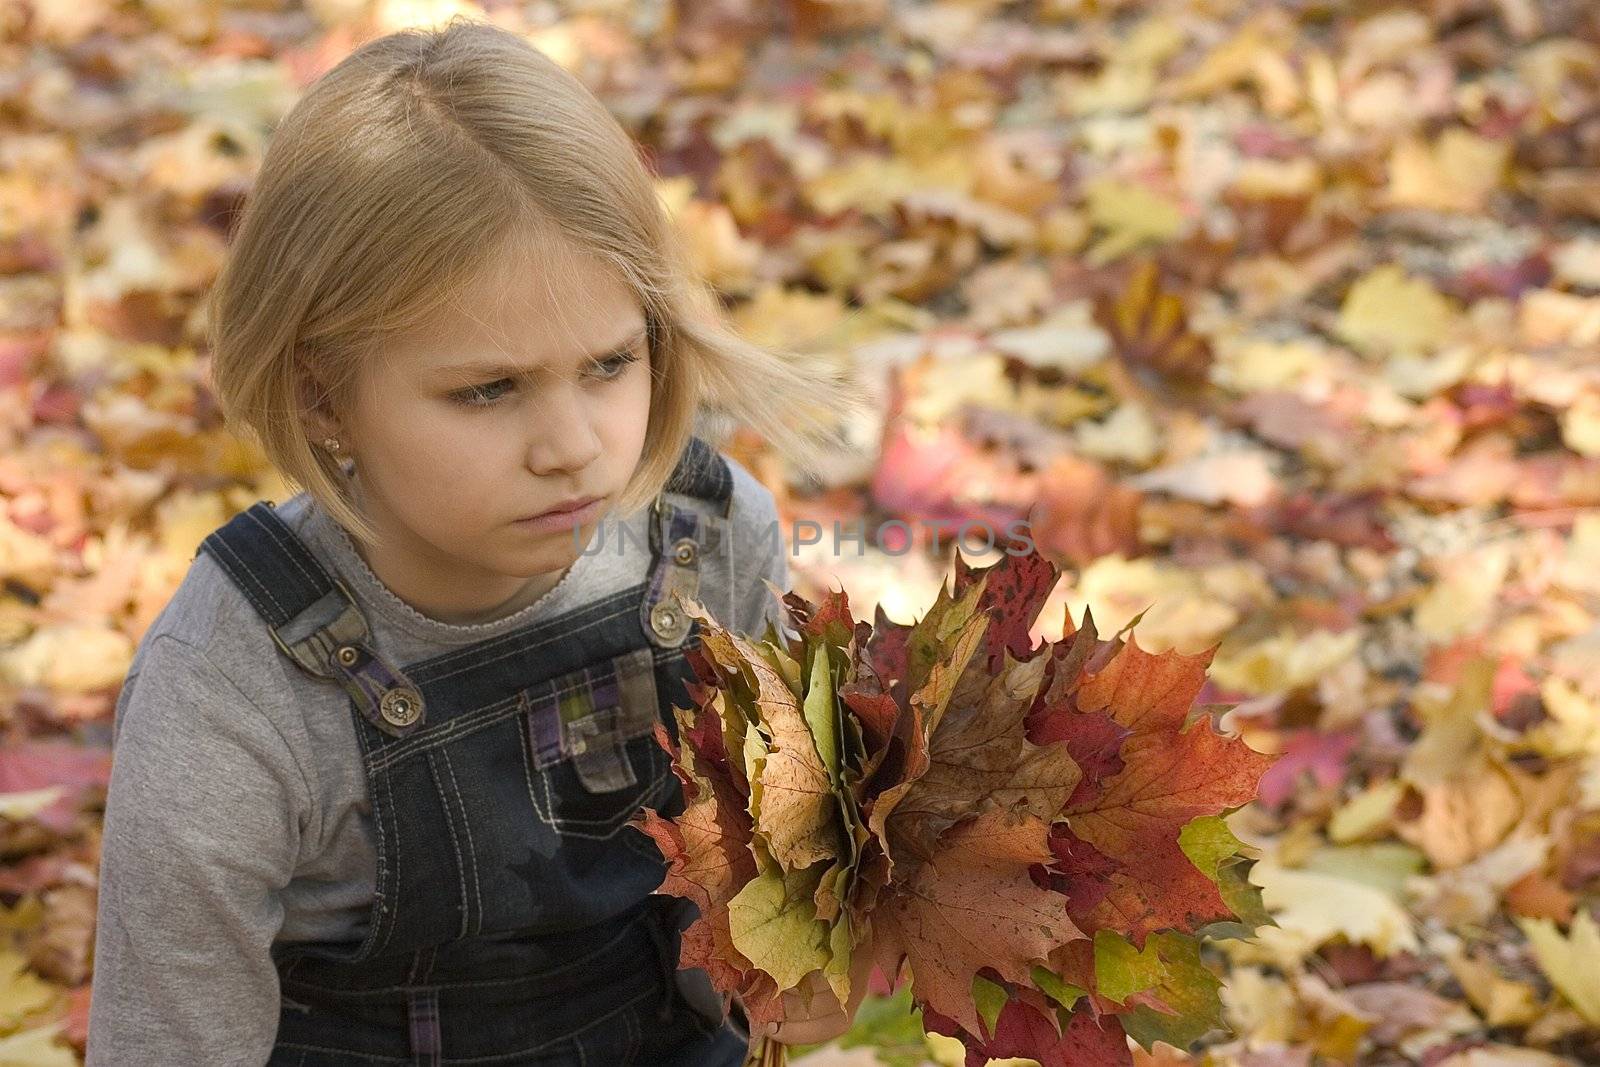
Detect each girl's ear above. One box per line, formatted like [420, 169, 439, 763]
[293, 355, 343, 437]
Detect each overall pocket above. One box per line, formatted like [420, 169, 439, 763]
[521, 645, 671, 840]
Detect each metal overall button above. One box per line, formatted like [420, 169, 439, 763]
[649, 602, 686, 642]
[671, 537, 697, 566]
[379, 687, 423, 728]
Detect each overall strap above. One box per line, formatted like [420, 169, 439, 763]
[642, 435, 736, 648]
[197, 503, 429, 739]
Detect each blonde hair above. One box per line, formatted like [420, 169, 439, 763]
[206, 17, 862, 550]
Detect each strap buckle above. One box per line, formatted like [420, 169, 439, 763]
[267, 575, 427, 738]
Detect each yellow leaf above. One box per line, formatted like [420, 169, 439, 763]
[1412, 543, 1512, 641]
[1070, 557, 1249, 654]
[1516, 910, 1600, 1025]
[1435, 1047, 1585, 1067]
[1442, 945, 1542, 1027]
[1065, 61, 1156, 116]
[1384, 345, 1477, 400]
[1081, 178, 1186, 265]
[1386, 129, 1511, 213]
[0, 1022, 79, 1067]
[1327, 779, 1405, 844]
[1336, 264, 1460, 356]
[1212, 337, 1335, 393]
[730, 285, 851, 350]
[155, 490, 229, 562]
[0, 788, 64, 822]
[0, 623, 133, 692]
[1207, 627, 1362, 697]
[1249, 860, 1420, 960]
[1220, 965, 1297, 1044]
[1525, 676, 1600, 762]
[1559, 389, 1600, 458]
[1402, 658, 1495, 788]
[0, 949, 59, 1031]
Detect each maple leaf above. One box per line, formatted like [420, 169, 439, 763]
[754, 648, 848, 869]
[871, 810, 1085, 1039]
[1093, 258, 1214, 387]
[924, 991, 1135, 1067]
[879, 651, 1082, 866]
[948, 536, 1062, 674]
[639, 542, 1274, 1066]
[1040, 631, 1278, 944]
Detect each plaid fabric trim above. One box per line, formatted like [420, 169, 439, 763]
[525, 648, 658, 775]
[406, 987, 441, 1065]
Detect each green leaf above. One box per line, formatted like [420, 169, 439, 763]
[1177, 814, 1243, 880]
[803, 640, 841, 785]
[972, 974, 1008, 1039]
[1209, 853, 1275, 939]
[1180, 814, 1274, 941]
[827, 986, 931, 1067]
[1094, 929, 1169, 1003]
[727, 863, 831, 989]
[1030, 964, 1087, 1011]
[1118, 932, 1227, 1052]
[758, 636, 804, 696]
[743, 721, 771, 827]
[904, 571, 989, 702]
[824, 910, 854, 1004]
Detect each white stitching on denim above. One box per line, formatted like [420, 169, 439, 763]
[426, 748, 473, 940]
[350, 714, 390, 961]
[526, 991, 649, 1067]
[373, 745, 402, 958]
[210, 534, 287, 616]
[523, 656, 661, 838]
[372, 663, 601, 774]
[518, 689, 554, 828]
[372, 645, 655, 775]
[539, 754, 655, 837]
[243, 508, 325, 589]
[622, 1001, 640, 1062]
[438, 746, 483, 937]
[366, 694, 522, 775]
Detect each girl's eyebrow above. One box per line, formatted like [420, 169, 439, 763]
[431, 325, 648, 381]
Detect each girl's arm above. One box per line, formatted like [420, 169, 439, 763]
[726, 457, 792, 640]
[87, 635, 309, 1067]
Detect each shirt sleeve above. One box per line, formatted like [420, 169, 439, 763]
[724, 456, 792, 641]
[87, 635, 309, 1067]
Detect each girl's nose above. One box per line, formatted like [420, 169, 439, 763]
[524, 386, 604, 476]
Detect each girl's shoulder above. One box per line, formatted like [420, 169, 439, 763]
[124, 493, 322, 710]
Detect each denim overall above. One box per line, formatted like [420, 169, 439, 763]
[198, 437, 751, 1066]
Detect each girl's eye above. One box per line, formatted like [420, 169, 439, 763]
[448, 351, 640, 408]
[593, 350, 640, 381]
[451, 378, 516, 407]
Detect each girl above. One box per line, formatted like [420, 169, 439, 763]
[86, 17, 866, 1066]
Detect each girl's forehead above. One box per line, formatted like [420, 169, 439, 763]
[349, 222, 647, 386]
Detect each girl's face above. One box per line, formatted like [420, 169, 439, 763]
[315, 240, 653, 624]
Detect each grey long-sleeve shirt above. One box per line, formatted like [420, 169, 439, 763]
[86, 457, 789, 1067]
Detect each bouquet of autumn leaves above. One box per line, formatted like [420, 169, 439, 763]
[630, 543, 1279, 1067]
